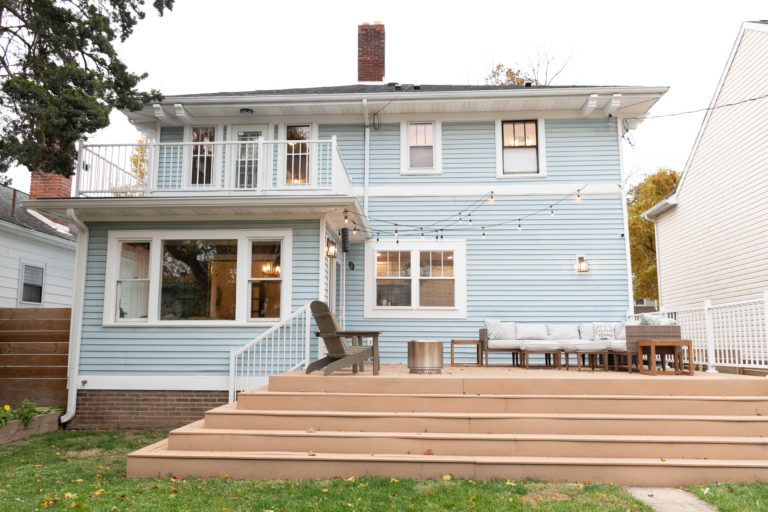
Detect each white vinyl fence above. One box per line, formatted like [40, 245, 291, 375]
[630, 292, 768, 373]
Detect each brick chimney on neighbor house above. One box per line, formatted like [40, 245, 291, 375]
[29, 171, 72, 226]
[358, 22, 385, 83]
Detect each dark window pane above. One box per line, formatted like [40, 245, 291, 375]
[251, 242, 281, 278]
[250, 281, 281, 318]
[21, 265, 43, 303]
[160, 239, 237, 320]
[376, 279, 411, 306]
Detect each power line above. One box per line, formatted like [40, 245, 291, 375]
[624, 93, 768, 120]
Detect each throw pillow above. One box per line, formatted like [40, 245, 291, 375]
[593, 322, 616, 341]
[515, 323, 549, 340]
[614, 322, 626, 340]
[578, 323, 595, 341]
[547, 323, 580, 340]
[500, 322, 516, 340]
[483, 318, 503, 340]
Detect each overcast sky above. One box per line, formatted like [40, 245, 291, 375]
[6, 0, 766, 192]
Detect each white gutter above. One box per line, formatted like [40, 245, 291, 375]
[59, 208, 88, 425]
[362, 98, 370, 215]
[617, 120, 634, 314]
[642, 196, 677, 220]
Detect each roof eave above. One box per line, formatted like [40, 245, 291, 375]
[642, 197, 678, 220]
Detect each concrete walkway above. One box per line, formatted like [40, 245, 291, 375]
[627, 487, 718, 512]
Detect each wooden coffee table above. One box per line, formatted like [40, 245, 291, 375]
[637, 339, 693, 375]
[450, 339, 482, 367]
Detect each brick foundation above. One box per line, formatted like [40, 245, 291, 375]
[68, 390, 229, 429]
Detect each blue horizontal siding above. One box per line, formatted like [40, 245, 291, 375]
[78, 220, 320, 377]
[319, 124, 364, 184]
[344, 194, 629, 363]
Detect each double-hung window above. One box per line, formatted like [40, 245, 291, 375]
[104, 229, 292, 326]
[401, 121, 442, 174]
[19, 263, 45, 305]
[496, 119, 546, 177]
[365, 240, 466, 318]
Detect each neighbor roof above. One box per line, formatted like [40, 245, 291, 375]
[0, 185, 75, 242]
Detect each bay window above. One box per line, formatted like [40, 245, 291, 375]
[104, 229, 292, 326]
[365, 240, 466, 318]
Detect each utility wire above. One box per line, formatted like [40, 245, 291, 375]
[624, 93, 768, 120]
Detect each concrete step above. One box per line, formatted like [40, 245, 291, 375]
[127, 438, 768, 486]
[267, 372, 768, 397]
[167, 421, 768, 460]
[204, 403, 768, 437]
[236, 389, 768, 416]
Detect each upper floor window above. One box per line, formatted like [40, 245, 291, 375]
[191, 126, 216, 185]
[496, 119, 546, 178]
[286, 124, 310, 184]
[401, 121, 442, 175]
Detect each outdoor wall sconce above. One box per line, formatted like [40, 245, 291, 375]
[325, 238, 338, 259]
[575, 255, 589, 273]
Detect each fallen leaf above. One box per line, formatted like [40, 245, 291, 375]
[424, 449, 433, 455]
[322, 489, 329, 493]
[346, 476, 355, 482]
[308, 451, 316, 456]
[390, 478, 399, 483]
[219, 474, 230, 479]
[442, 475, 452, 481]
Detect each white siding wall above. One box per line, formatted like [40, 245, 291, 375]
[0, 224, 76, 307]
[656, 27, 768, 307]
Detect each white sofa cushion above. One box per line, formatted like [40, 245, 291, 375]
[500, 322, 516, 340]
[483, 318, 504, 340]
[593, 323, 616, 341]
[614, 322, 626, 340]
[578, 323, 594, 341]
[562, 340, 611, 351]
[516, 323, 549, 340]
[521, 340, 562, 352]
[609, 339, 627, 352]
[488, 339, 523, 350]
[547, 323, 580, 340]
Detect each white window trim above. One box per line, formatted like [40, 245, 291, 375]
[364, 239, 466, 319]
[227, 123, 272, 190]
[103, 229, 292, 327]
[400, 121, 442, 175]
[495, 119, 547, 178]
[17, 260, 46, 307]
[277, 122, 318, 187]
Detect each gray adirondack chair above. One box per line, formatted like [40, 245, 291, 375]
[307, 301, 381, 376]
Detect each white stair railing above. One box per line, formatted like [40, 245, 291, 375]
[228, 302, 312, 402]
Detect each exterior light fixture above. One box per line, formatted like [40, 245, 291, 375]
[325, 238, 338, 258]
[239, 108, 254, 116]
[575, 255, 589, 273]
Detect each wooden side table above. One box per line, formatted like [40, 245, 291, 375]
[450, 339, 482, 367]
[637, 339, 693, 375]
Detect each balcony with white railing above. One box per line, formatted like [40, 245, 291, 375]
[74, 136, 353, 198]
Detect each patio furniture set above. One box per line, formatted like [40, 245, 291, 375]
[305, 301, 690, 376]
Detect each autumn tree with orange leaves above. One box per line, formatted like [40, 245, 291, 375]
[627, 169, 680, 302]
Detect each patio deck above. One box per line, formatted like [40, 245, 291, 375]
[128, 364, 768, 485]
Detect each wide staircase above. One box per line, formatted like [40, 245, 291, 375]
[127, 368, 768, 485]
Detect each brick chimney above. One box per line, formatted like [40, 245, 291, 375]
[358, 22, 385, 83]
[29, 171, 72, 226]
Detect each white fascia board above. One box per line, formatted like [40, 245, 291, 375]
[672, 22, 757, 203]
[642, 196, 678, 220]
[0, 221, 76, 250]
[355, 182, 618, 197]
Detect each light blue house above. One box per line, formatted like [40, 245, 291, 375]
[28, 23, 667, 427]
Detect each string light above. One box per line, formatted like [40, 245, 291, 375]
[489, 191, 495, 203]
[458, 213, 463, 224]
[468, 214, 473, 226]
[550, 206, 555, 217]
[353, 223, 358, 236]
[576, 189, 581, 202]
[482, 227, 486, 240]
[440, 229, 444, 239]
[421, 228, 424, 240]
[394, 224, 398, 237]
[344, 211, 348, 224]
[517, 219, 522, 231]
[435, 232, 439, 240]
[376, 232, 379, 242]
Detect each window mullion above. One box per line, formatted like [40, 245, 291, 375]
[236, 237, 248, 323]
[412, 249, 419, 309]
[146, 236, 161, 323]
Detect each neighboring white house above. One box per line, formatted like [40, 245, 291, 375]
[0, 184, 76, 308]
[644, 21, 768, 308]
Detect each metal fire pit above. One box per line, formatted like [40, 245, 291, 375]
[408, 340, 443, 374]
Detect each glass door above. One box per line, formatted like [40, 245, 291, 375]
[231, 125, 267, 189]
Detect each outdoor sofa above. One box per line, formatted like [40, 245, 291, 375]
[479, 321, 629, 370]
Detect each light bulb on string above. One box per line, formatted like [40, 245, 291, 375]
[489, 191, 495, 203]
[550, 206, 555, 217]
[468, 214, 473, 226]
[394, 224, 398, 237]
[440, 229, 444, 239]
[352, 223, 358, 236]
[344, 211, 348, 224]
[435, 231, 439, 240]
[576, 189, 581, 202]
[482, 227, 486, 240]
[376, 232, 380, 242]
[458, 213, 463, 224]
[517, 219, 522, 231]
[421, 229, 424, 240]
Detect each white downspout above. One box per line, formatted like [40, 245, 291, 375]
[617, 119, 634, 315]
[362, 98, 370, 215]
[59, 208, 88, 425]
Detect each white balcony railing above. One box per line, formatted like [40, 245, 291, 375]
[628, 292, 768, 372]
[74, 137, 352, 197]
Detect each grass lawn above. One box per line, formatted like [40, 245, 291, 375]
[0, 429, 653, 511]
[689, 483, 768, 512]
